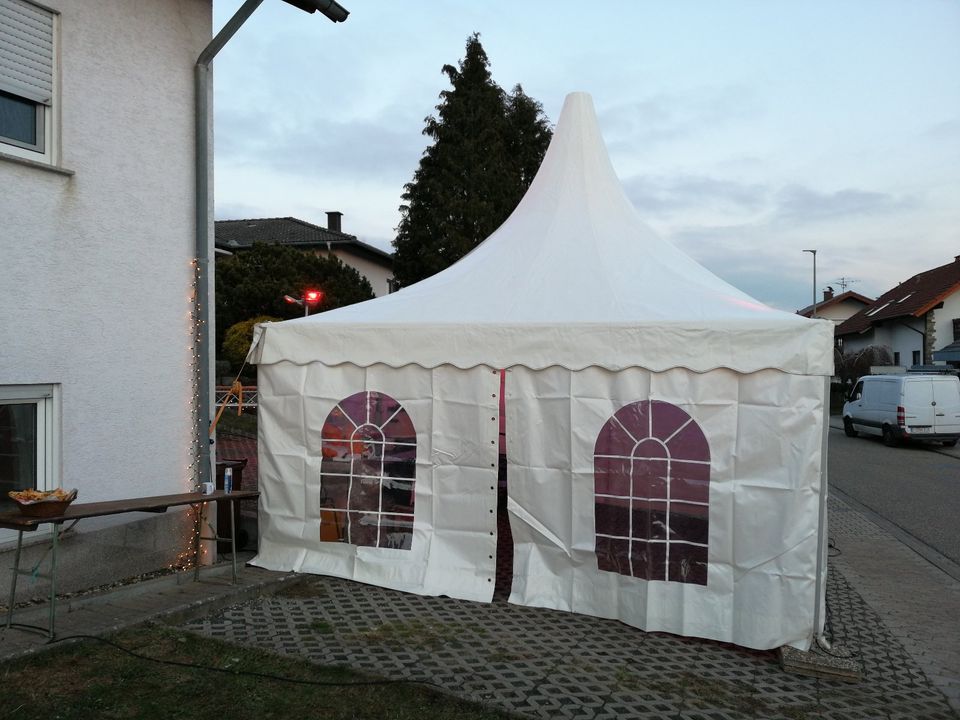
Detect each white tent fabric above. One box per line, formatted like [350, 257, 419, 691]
[506, 366, 826, 649]
[249, 92, 834, 651]
[253, 363, 501, 600]
[248, 93, 833, 375]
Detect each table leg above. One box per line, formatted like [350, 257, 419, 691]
[5, 530, 24, 630]
[48, 523, 59, 639]
[229, 499, 237, 584]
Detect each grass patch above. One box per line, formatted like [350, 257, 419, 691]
[277, 578, 327, 599]
[351, 620, 465, 651]
[486, 646, 534, 664]
[307, 620, 334, 634]
[615, 669, 806, 718]
[0, 625, 511, 720]
[614, 666, 642, 690]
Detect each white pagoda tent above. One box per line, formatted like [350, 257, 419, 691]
[248, 92, 835, 651]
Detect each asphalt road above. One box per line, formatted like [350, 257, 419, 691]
[828, 420, 960, 566]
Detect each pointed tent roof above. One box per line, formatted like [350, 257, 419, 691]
[251, 93, 833, 376]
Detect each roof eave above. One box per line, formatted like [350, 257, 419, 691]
[913, 281, 960, 317]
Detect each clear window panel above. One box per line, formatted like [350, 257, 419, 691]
[319, 391, 417, 549]
[0, 91, 39, 146]
[594, 400, 711, 586]
[0, 403, 38, 512]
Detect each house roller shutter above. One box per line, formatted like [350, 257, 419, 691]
[0, 0, 54, 105]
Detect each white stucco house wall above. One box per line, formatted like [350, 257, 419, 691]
[837, 257, 960, 369]
[797, 289, 872, 324]
[325, 245, 395, 297]
[0, 0, 211, 596]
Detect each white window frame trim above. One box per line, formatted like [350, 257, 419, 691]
[0, 1, 60, 165]
[0, 383, 61, 544]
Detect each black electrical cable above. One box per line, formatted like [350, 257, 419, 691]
[828, 536, 841, 557]
[49, 634, 445, 690]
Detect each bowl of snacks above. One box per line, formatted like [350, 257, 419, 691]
[7, 488, 78, 517]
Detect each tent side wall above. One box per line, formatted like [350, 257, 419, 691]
[505, 365, 828, 650]
[252, 360, 501, 602]
[253, 356, 829, 651]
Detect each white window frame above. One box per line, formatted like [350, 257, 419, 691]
[0, 0, 60, 165]
[0, 384, 60, 544]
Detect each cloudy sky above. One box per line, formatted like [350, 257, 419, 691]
[212, 0, 960, 311]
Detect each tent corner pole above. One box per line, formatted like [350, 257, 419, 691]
[811, 375, 831, 646]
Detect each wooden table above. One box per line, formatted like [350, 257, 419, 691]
[0, 489, 259, 639]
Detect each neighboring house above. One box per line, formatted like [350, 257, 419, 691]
[836, 257, 960, 368]
[797, 287, 873, 324]
[1, 0, 210, 595]
[216, 214, 396, 297]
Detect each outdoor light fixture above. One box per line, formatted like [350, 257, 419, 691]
[285, 289, 324, 316]
[282, 0, 349, 21]
[194, 0, 349, 488]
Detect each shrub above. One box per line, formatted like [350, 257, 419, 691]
[222, 315, 280, 371]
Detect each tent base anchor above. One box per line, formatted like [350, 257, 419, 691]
[778, 638, 862, 682]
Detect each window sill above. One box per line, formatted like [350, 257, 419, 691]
[0, 149, 74, 176]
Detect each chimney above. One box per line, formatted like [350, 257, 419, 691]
[822, 286, 834, 301]
[326, 211, 343, 233]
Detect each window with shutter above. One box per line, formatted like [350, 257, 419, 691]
[0, 0, 56, 160]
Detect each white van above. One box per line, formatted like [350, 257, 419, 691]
[842, 374, 960, 447]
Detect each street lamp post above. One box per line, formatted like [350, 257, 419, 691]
[802, 247, 829, 648]
[194, 0, 348, 488]
[803, 249, 817, 319]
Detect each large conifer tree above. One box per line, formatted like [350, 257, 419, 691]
[392, 35, 552, 287]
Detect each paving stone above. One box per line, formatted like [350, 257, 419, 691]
[3, 494, 956, 720]
[184, 545, 957, 720]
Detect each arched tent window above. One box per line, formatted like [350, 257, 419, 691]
[319, 391, 416, 549]
[594, 400, 710, 585]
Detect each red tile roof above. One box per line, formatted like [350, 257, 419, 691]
[836, 257, 960, 336]
[797, 290, 873, 318]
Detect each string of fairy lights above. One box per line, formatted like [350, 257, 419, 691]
[169, 258, 207, 571]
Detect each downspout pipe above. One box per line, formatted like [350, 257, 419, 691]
[894, 318, 927, 364]
[195, 0, 266, 487]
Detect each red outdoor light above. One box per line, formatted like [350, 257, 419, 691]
[284, 290, 323, 316]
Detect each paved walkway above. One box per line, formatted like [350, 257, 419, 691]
[829, 495, 960, 711]
[182, 494, 959, 719]
[0, 560, 300, 662]
[1, 494, 957, 718]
